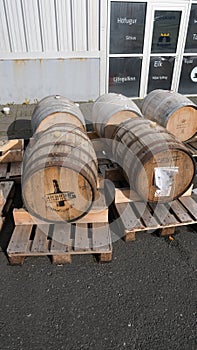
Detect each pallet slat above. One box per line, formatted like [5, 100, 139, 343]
[50, 223, 71, 253]
[31, 226, 50, 253]
[92, 223, 112, 251]
[149, 203, 179, 226]
[10, 162, 22, 177]
[75, 224, 90, 251]
[179, 197, 197, 220]
[0, 181, 15, 230]
[116, 202, 145, 230]
[170, 200, 194, 223]
[133, 202, 160, 228]
[0, 163, 8, 179]
[7, 225, 33, 254]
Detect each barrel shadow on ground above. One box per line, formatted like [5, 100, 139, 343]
[7, 119, 33, 140]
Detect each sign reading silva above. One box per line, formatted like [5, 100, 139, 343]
[110, 2, 146, 54]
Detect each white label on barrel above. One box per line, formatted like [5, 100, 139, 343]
[154, 167, 179, 197]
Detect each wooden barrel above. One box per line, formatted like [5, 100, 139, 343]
[92, 93, 142, 138]
[32, 95, 85, 133]
[22, 123, 98, 222]
[112, 118, 195, 203]
[141, 89, 197, 141]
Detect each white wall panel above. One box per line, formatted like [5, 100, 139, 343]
[55, 0, 73, 52]
[71, 0, 87, 51]
[87, 0, 99, 51]
[0, 0, 10, 52]
[21, 0, 42, 52]
[0, 59, 100, 103]
[0, 0, 100, 57]
[4, 0, 27, 52]
[38, 0, 58, 52]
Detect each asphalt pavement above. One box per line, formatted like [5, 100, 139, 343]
[0, 100, 196, 350]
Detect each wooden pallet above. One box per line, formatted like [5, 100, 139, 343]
[0, 181, 15, 230]
[107, 184, 197, 241]
[7, 186, 112, 265]
[0, 162, 22, 182]
[7, 222, 112, 265]
[0, 139, 24, 182]
[0, 139, 24, 163]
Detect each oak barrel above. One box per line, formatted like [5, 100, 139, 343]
[22, 123, 98, 222]
[92, 93, 142, 138]
[141, 89, 197, 141]
[112, 118, 195, 202]
[32, 95, 85, 133]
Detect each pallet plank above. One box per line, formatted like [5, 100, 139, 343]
[92, 223, 112, 253]
[149, 203, 179, 226]
[0, 181, 14, 207]
[0, 139, 23, 153]
[7, 225, 33, 254]
[134, 202, 160, 228]
[31, 225, 50, 253]
[74, 224, 90, 251]
[0, 150, 23, 163]
[50, 223, 71, 253]
[0, 163, 8, 179]
[179, 197, 197, 220]
[170, 200, 194, 223]
[9, 162, 22, 177]
[116, 202, 145, 230]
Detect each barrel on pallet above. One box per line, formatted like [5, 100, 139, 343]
[32, 95, 85, 133]
[92, 93, 142, 138]
[141, 89, 197, 141]
[22, 123, 98, 222]
[112, 118, 195, 203]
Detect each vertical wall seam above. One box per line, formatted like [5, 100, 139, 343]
[86, 0, 89, 51]
[3, 0, 12, 52]
[70, 0, 74, 51]
[20, 0, 28, 52]
[98, 0, 101, 51]
[37, 0, 44, 52]
[54, 0, 59, 51]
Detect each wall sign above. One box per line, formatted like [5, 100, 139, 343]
[147, 57, 175, 93]
[110, 2, 146, 54]
[179, 57, 197, 94]
[190, 66, 197, 82]
[151, 11, 181, 53]
[185, 4, 197, 53]
[109, 57, 142, 97]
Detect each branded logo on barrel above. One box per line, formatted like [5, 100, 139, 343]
[44, 180, 76, 210]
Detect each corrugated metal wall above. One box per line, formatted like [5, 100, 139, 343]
[0, 0, 103, 103]
[0, 0, 100, 56]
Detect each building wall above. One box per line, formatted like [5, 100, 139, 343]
[0, 0, 102, 103]
[0, 0, 196, 103]
[0, 58, 100, 103]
